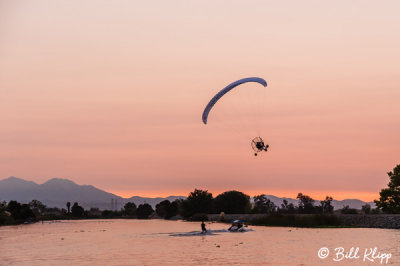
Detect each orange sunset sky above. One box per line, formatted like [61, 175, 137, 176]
[1, 1, 399, 201]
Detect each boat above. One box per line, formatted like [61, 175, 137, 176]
[228, 220, 246, 232]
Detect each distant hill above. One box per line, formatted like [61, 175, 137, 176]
[126, 196, 185, 208]
[0, 177, 123, 210]
[0, 176, 374, 210]
[261, 194, 375, 210]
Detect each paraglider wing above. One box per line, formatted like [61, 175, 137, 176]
[202, 77, 267, 124]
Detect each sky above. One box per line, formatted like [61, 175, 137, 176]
[1, 1, 399, 201]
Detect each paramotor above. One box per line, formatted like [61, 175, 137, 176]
[202, 77, 270, 156]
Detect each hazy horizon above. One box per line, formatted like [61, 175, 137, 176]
[1, 175, 378, 202]
[1, 1, 399, 202]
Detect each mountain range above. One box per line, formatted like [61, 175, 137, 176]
[0, 176, 374, 210]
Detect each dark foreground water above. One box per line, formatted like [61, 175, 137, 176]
[0, 219, 399, 265]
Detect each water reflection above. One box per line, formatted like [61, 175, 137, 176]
[0, 219, 398, 265]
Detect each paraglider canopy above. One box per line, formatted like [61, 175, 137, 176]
[202, 77, 267, 124]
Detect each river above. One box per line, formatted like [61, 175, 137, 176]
[0, 219, 399, 265]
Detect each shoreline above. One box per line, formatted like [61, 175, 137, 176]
[3, 213, 400, 229]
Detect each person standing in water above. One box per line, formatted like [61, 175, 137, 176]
[201, 220, 207, 233]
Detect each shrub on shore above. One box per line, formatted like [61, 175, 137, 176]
[340, 205, 358, 214]
[250, 213, 340, 227]
[189, 213, 208, 221]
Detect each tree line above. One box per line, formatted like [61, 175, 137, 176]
[0, 199, 159, 225]
[0, 190, 374, 225]
[1, 164, 399, 225]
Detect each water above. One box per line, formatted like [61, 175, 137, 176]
[1, 219, 399, 265]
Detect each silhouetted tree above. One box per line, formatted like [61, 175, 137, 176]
[375, 164, 400, 214]
[66, 202, 71, 214]
[253, 194, 276, 213]
[29, 200, 46, 216]
[361, 204, 371, 214]
[60, 208, 68, 215]
[279, 199, 297, 213]
[0, 201, 7, 212]
[340, 205, 358, 214]
[297, 193, 315, 214]
[181, 189, 213, 218]
[86, 208, 101, 218]
[371, 208, 381, 214]
[166, 200, 179, 219]
[7, 201, 20, 214]
[173, 199, 185, 217]
[214, 191, 251, 214]
[137, 203, 154, 219]
[7, 201, 35, 220]
[156, 200, 179, 219]
[1, 201, 12, 225]
[156, 200, 170, 217]
[102, 210, 116, 218]
[123, 202, 137, 216]
[71, 202, 84, 217]
[320, 196, 334, 213]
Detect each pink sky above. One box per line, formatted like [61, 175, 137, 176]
[1, 1, 399, 201]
